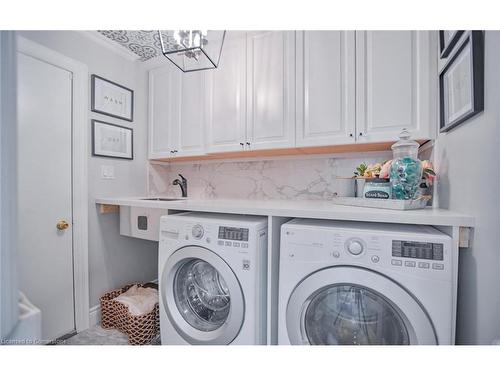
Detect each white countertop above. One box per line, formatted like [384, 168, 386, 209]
[95, 197, 474, 227]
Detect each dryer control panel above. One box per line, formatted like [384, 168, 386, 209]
[281, 219, 452, 280]
[392, 240, 444, 260]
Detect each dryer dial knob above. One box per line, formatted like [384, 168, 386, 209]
[192, 224, 204, 239]
[347, 240, 364, 256]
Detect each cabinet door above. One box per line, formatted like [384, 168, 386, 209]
[246, 31, 295, 150]
[296, 31, 356, 147]
[206, 31, 247, 153]
[355, 31, 437, 143]
[173, 70, 207, 157]
[148, 64, 181, 159]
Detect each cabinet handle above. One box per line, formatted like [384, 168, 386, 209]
[239, 142, 244, 147]
[246, 142, 251, 146]
[174, 150, 178, 153]
[359, 132, 363, 137]
[170, 150, 174, 154]
[349, 133, 353, 137]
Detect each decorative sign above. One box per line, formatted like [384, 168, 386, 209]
[92, 120, 133, 160]
[91, 75, 134, 121]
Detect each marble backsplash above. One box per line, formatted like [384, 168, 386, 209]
[148, 152, 391, 201]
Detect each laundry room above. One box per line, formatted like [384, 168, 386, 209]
[1, 1, 499, 374]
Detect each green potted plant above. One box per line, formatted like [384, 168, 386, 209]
[353, 162, 383, 197]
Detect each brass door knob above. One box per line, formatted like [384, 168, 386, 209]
[56, 220, 70, 230]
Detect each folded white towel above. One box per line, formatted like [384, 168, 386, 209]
[113, 285, 159, 316]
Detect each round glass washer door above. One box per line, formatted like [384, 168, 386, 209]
[162, 246, 245, 345]
[304, 285, 409, 345]
[174, 259, 230, 332]
[287, 266, 437, 345]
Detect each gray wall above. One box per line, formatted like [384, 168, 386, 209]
[433, 31, 500, 344]
[17, 31, 157, 308]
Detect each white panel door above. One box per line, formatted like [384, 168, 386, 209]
[174, 70, 207, 157]
[246, 31, 295, 151]
[356, 31, 436, 143]
[17, 52, 75, 341]
[296, 31, 356, 147]
[148, 64, 181, 159]
[206, 31, 247, 153]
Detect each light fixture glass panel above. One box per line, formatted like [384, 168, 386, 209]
[158, 30, 226, 72]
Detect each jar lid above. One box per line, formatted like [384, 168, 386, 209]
[391, 129, 420, 151]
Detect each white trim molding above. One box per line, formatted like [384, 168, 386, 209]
[17, 36, 90, 333]
[89, 305, 101, 327]
[0, 31, 19, 340]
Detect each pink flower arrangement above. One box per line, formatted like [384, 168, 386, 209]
[379, 160, 393, 179]
[354, 159, 436, 186]
[421, 160, 436, 186]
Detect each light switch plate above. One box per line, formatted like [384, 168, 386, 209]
[101, 165, 115, 179]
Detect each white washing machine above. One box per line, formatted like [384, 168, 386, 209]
[279, 219, 454, 345]
[159, 212, 268, 345]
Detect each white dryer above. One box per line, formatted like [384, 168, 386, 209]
[279, 219, 454, 345]
[159, 212, 268, 345]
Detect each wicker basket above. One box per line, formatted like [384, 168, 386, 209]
[100, 283, 160, 345]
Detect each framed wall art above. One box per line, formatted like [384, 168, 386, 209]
[439, 30, 464, 58]
[91, 74, 134, 121]
[92, 120, 133, 160]
[439, 31, 484, 133]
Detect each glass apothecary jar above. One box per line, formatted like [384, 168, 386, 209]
[390, 130, 423, 200]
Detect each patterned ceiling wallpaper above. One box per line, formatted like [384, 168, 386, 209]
[98, 30, 173, 61]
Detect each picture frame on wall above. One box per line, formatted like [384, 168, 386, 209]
[439, 30, 464, 58]
[439, 31, 484, 133]
[91, 74, 134, 122]
[92, 120, 133, 160]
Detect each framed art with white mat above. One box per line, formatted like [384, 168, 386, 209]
[92, 120, 133, 160]
[439, 30, 464, 58]
[439, 31, 484, 133]
[91, 74, 134, 122]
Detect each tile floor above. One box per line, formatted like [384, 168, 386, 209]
[61, 325, 160, 345]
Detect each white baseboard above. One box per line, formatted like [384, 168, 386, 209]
[89, 305, 101, 327]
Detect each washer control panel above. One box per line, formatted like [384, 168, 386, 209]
[391, 240, 445, 271]
[218, 226, 249, 242]
[392, 240, 443, 260]
[345, 238, 365, 256]
[191, 224, 204, 239]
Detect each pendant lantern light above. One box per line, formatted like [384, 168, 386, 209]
[158, 30, 226, 72]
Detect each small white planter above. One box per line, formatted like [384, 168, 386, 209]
[355, 179, 365, 197]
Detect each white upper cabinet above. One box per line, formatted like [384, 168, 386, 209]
[148, 64, 181, 159]
[149, 64, 207, 159]
[296, 31, 356, 147]
[176, 70, 207, 157]
[149, 31, 437, 160]
[246, 31, 296, 150]
[206, 31, 247, 153]
[355, 31, 437, 143]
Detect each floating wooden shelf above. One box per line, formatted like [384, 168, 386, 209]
[99, 204, 119, 214]
[149, 141, 417, 163]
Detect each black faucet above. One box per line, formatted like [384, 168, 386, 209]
[172, 174, 188, 197]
